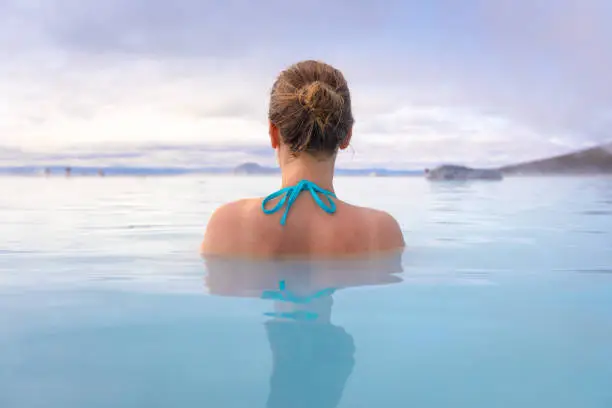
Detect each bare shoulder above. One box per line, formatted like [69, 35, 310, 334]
[370, 208, 405, 247]
[343, 203, 405, 251]
[200, 198, 262, 255]
[209, 198, 260, 222]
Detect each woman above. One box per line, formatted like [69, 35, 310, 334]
[201, 60, 405, 258]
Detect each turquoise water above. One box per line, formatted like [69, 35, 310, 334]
[1, 176, 611, 407]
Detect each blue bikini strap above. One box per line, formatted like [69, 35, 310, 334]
[262, 179, 337, 225]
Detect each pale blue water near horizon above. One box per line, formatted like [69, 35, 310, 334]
[1, 175, 611, 407]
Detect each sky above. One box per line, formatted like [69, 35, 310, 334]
[1, 0, 611, 169]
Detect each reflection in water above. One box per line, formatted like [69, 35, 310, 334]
[264, 318, 354, 408]
[204, 254, 404, 408]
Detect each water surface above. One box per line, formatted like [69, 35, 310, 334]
[1, 176, 611, 407]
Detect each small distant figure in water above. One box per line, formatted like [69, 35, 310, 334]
[98, 169, 105, 177]
[65, 167, 71, 177]
[44, 168, 51, 177]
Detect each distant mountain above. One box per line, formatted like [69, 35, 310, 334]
[233, 162, 279, 175]
[426, 165, 503, 181]
[500, 143, 612, 175]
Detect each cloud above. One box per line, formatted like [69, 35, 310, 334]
[0, 0, 393, 57]
[0, 0, 611, 167]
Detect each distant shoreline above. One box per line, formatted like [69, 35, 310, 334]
[0, 171, 426, 178]
[0, 165, 424, 178]
[2, 171, 612, 179]
[2, 141, 610, 178]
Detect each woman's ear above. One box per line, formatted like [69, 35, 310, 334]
[339, 127, 352, 150]
[269, 121, 280, 149]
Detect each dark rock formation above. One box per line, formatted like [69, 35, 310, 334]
[500, 143, 612, 175]
[425, 165, 503, 181]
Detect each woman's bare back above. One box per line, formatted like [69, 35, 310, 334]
[201, 194, 405, 258]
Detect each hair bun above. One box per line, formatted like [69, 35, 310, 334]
[297, 81, 344, 119]
[268, 60, 354, 155]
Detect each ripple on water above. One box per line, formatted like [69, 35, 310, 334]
[0, 249, 37, 254]
[432, 206, 459, 213]
[579, 210, 612, 216]
[433, 220, 474, 226]
[435, 237, 460, 242]
[571, 229, 607, 235]
[573, 268, 612, 275]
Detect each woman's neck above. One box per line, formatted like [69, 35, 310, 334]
[279, 153, 336, 192]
